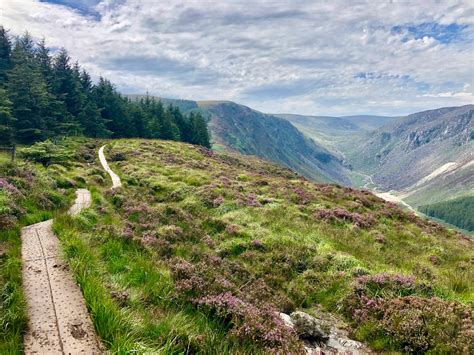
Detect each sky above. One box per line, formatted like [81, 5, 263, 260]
[1, 0, 473, 116]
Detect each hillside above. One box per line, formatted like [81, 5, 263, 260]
[198, 101, 350, 184]
[1, 138, 473, 353]
[419, 195, 474, 232]
[346, 105, 473, 206]
[275, 114, 395, 159]
[127, 96, 351, 184]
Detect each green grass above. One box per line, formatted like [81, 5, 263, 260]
[89, 139, 472, 352]
[2, 137, 473, 353]
[53, 188, 253, 353]
[0, 151, 13, 165]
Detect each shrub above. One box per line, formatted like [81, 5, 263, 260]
[314, 207, 376, 228]
[382, 296, 473, 353]
[20, 140, 73, 167]
[170, 256, 303, 351]
[342, 274, 472, 353]
[196, 292, 302, 352]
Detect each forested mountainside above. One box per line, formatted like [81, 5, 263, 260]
[127, 96, 351, 184]
[419, 195, 474, 232]
[0, 27, 210, 147]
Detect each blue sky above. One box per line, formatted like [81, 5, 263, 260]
[2, 0, 473, 116]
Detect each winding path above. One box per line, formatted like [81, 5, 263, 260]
[98, 145, 122, 188]
[21, 189, 101, 354]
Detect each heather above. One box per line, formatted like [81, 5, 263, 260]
[2, 138, 472, 353]
[49, 138, 473, 353]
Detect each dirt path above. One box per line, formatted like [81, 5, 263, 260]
[21, 189, 101, 354]
[98, 145, 122, 188]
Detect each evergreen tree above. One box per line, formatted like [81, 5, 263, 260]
[128, 102, 147, 137]
[94, 77, 131, 137]
[7, 33, 51, 142]
[143, 96, 163, 138]
[78, 100, 110, 138]
[35, 39, 54, 86]
[161, 105, 180, 140]
[189, 112, 211, 147]
[0, 26, 12, 85]
[0, 26, 212, 148]
[52, 48, 83, 121]
[0, 88, 15, 145]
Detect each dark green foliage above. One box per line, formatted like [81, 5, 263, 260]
[20, 140, 73, 167]
[0, 88, 15, 145]
[419, 195, 474, 231]
[0, 27, 12, 84]
[0, 27, 211, 147]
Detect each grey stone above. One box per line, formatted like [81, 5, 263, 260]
[290, 311, 329, 342]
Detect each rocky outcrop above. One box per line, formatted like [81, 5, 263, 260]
[290, 311, 329, 342]
[279, 311, 367, 354]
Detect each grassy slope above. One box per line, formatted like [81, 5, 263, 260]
[53, 139, 472, 353]
[2, 138, 473, 353]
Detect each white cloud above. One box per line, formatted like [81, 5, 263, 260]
[1, 0, 473, 116]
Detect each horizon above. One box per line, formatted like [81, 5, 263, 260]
[2, 0, 474, 116]
[127, 93, 473, 118]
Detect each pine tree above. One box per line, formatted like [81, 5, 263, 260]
[36, 39, 54, 86]
[94, 77, 131, 137]
[191, 112, 211, 147]
[161, 105, 180, 140]
[78, 100, 110, 137]
[0, 88, 15, 145]
[7, 33, 51, 142]
[1, 26, 212, 147]
[52, 48, 83, 120]
[0, 26, 12, 85]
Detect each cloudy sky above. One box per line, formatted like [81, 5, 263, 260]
[2, 0, 473, 116]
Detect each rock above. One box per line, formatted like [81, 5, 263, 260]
[279, 312, 294, 328]
[290, 311, 329, 342]
[326, 333, 365, 353]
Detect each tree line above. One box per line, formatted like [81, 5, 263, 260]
[0, 27, 211, 147]
[419, 195, 474, 232]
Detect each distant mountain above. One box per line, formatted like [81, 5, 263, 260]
[347, 105, 474, 206]
[341, 115, 397, 131]
[275, 113, 395, 162]
[198, 101, 350, 184]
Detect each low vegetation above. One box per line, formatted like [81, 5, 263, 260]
[419, 195, 474, 232]
[1, 138, 473, 353]
[53, 139, 474, 353]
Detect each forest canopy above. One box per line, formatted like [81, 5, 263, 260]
[0, 26, 211, 147]
[419, 195, 474, 232]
